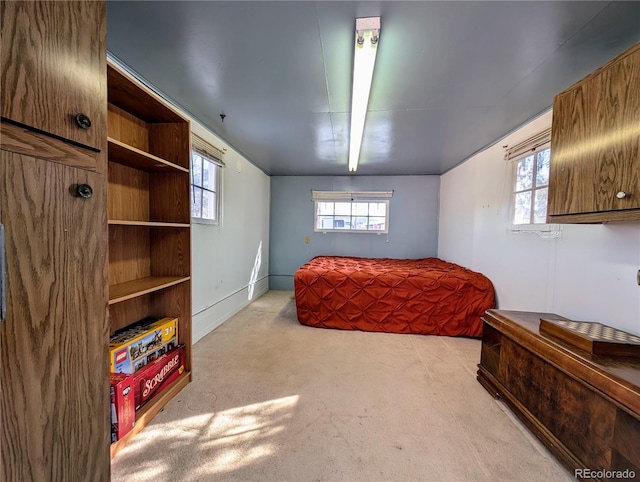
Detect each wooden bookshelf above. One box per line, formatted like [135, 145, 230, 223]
[107, 61, 192, 457]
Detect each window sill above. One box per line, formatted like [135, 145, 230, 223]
[508, 223, 561, 238]
[315, 230, 388, 235]
[192, 217, 219, 226]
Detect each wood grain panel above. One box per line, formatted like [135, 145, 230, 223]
[150, 228, 191, 277]
[1, 1, 106, 151]
[108, 162, 150, 221]
[109, 295, 151, 335]
[548, 209, 640, 224]
[149, 122, 191, 169]
[107, 103, 149, 152]
[500, 337, 616, 468]
[477, 365, 587, 472]
[150, 172, 191, 223]
[107, 63, 184, 124]
[108, 224, 151, 285]
[1, 120, 99, 171]
[0, 150, 109, 481]
[549, 42, 640, 219]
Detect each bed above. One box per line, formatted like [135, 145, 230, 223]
[294, 256, 495, 337]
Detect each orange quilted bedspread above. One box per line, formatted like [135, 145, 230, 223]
[294, 256, 495, 337]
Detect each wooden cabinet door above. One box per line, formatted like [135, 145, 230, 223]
[0, 1, 106, 152]
[548, 44, 640, 218]
[0, 149, 109, 481]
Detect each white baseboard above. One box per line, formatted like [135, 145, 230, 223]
[192, 277, 270, 344]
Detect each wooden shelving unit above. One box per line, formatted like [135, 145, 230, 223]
[107, 61, 192, 458]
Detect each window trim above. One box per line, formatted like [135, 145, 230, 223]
[505, 137, 560, 237]
[310, 191, 393, 234]
[512, 144, 550, 225]
[191, 147, 223, 226]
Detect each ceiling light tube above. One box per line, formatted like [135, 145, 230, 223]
[348, 17, 380, 172]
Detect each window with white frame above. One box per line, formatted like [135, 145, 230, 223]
[311, 191, 392, 233]
[506, 128, 551, 226]
[191, 134, 224, 224]
[513, 147, 551, 224]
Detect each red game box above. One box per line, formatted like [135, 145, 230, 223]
[110, 373, 135, 442]
[132, 346, 185, 410]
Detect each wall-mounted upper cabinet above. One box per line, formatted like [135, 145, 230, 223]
[0, 1, 106, 153]
[547, 42, 640, 223]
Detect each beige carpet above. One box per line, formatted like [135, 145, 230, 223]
[111, 290, 574, 482]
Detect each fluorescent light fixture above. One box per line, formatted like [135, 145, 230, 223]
[348, 17, 380, 172]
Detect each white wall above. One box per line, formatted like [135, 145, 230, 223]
[439, 110, 640, 335]
[190, 121, 270, 343]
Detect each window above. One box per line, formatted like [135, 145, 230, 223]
[505, 128, 551, 226]
[191, 134, 224, 224]
[311, 191, 392, 233]
[513, 147, 551, 224]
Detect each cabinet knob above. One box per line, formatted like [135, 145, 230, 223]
[74, 113, 92, 130]
[75, 184, 93, 199]
[616, 191, 627, 199]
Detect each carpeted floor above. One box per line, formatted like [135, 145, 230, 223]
[111, 290, 574, 482]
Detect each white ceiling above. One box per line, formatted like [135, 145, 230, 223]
[107, 1, 640, 176]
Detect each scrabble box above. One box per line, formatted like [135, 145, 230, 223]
[132, 345, 185, 410]
[110, 372, 135, 442]
[110, 317, 178, 374]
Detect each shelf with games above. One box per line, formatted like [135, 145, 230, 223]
[107, 61, 192, 457]
[109, 371, 190, 459]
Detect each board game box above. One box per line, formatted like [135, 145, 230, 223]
[132, 345, 185, 410]
[540, 318, 640, 357]
[110, 372, 135, 442]
[110, 317, 178, 374]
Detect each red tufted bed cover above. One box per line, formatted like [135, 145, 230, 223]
[294, 256, 495, 337]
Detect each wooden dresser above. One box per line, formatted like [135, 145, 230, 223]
[477, 310, 640, 479]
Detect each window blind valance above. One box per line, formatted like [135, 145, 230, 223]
[311, 190, 394, 201]
[192, 133, 226, 167]
[504, 127, 551, 161]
